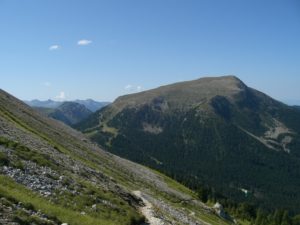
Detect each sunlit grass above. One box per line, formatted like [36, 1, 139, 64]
[0, 175, 144, 225]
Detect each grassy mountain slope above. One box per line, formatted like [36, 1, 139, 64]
[0, 89, 230, 225]
[77, 76, 300, 214]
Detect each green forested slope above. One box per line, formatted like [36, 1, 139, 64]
[77, 76, 300, 216]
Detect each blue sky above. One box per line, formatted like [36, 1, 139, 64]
[0, 0, 299, 104]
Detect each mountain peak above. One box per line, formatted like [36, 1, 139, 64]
[113, 75, 248, 112]
[196, 75, 240, 81]
[78, 76, 300, 214]
[193, 75, 247, 91]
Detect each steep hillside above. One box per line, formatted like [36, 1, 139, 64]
[0, 89, 229, 225]
[77, 76, 300, 214]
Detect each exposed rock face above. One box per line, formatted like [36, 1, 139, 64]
[213, 202, 226, 218]
[142, 122, 163, 134]
[1, 164, 62, 197]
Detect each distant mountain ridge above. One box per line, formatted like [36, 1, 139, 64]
[24, 99, 61, 108]
[294, 105, 300, 110]
[74, 99, 110, 112]
[24, 99, 110, 112]
[25, 99, 110, 125]
[77, 75, 300, 213]
[36, 102, 92, 126]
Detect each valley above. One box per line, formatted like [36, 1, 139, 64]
[0, 89, 230, 225]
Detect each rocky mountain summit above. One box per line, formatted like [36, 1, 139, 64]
[0, 89, 230, 225]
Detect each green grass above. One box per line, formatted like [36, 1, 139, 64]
[0, 107, 102, 171]
[102, 123, 118, 136]
[150, 167, 196, 197]
[235, 219, 251, 225]
[0, 136, 55, 169]
[54, 176, 144, 223]
[0, 175, 144, 225]
[0, 151, 9, 166]
[194, 209, 230, 225]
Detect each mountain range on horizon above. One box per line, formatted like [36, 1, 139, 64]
[24, 99, 110, 112]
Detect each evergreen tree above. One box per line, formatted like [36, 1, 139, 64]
[273, 209, 284, 225]
[255, 208, 266, 225]
[197, 186, 209, 203]
[292, 215, 300, 225]
[281, 210, 291, 225]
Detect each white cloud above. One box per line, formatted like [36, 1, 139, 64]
[77, 39, 92, 46]
[49, 45, 60, 51]
[124, 84, 133, 91]
[55, 91, 66, 101]
[124, 85, 143, 92]
[43, 82, 51, 87]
